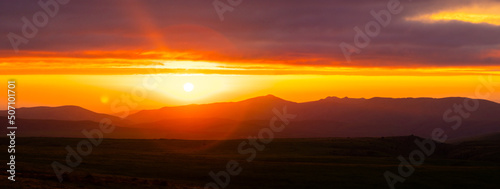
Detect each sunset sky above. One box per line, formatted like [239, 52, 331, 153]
[1, 0, 499, 113]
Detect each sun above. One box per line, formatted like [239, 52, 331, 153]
[183, 82, 194, 92]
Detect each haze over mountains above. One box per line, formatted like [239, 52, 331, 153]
[3, 95, 500, 140]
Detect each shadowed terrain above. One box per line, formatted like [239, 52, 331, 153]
[1, 136, 500, 188]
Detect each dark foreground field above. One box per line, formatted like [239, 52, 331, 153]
[1, 136, 500, 189]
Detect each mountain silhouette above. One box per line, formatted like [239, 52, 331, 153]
[0, 105, 124, 125]
[5, 95, 500, 140]
[126, 94, 295, 124]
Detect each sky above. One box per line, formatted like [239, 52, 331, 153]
[1, 0, 499, 113]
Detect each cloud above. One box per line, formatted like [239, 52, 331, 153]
[0, 0, 499, 68]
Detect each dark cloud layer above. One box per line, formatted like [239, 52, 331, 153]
[1, 0, 499, 67]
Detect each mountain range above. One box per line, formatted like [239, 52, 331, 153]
[2, 95, 500, 140]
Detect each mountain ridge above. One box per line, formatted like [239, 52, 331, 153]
[3, 95, 499, 140]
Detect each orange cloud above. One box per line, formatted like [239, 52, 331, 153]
[407, 3, 500, 25]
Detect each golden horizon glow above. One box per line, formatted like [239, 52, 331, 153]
[1, 74, 499, 114]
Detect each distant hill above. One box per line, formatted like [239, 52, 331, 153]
[0, 105, 125, 125]
[128, 95, 500, 122]
[448, 132, 500, 144]
[126, 94, 295, 124]
[127, 95, 500, 140]
[4, 95, 500, 140]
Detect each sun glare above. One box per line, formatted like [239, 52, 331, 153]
[184, 82, 194, 92]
